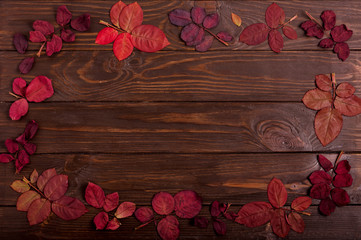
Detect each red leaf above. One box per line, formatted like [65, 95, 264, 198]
[110, 1, 127, 27]
[331, 188, 350, 206]
[334, 95, 361, 117]
[286, 212, 304, 233]
[16, 132, 26, 145]
[13, 33, 28, 54]
[46, 34, 62, 56]
[16, 150, 30, 173]
[235, 201, 272, 227]
[310, 183, 331, 200]
[118, 2, 143, 32]
[335, 160, 351, 174]
[309, 170, 332, 185]
[315, 74, 332, 92]
[265, 3, 285, 28]
[203, 13, 219, 29]
[12, 77, 27, 97]
[52, 196, 88, 220]
[210, 200, 221, 217]
[17, 190, 41, 211]
[24, 120, 39, 140]
[94, 211, 109, 230]
[30, 169, 39, 183]
[217, 31, 233, 42]
[0, 154, 14, 163]
[43, 175, 68, 201]
[85, 182, 105, 208]
[104, 192, 119, 212]
[29, 31, 46, 43]
[319, 197, 336, 216]
[193, 216, 209, 228]
[61, 29, 76, 43]
[135, 207, 154, 223]
[113, 33, 133, 61]
[224, 211, 238, 221]
[331, 24, 353, 43]
[268, 29, 283, 53]
[27, 198, 51, 225]
[115, 201, 136, 219]
[319, 38, 334, 48]
[270, 209, 290, 238]
[24, 142, 37, 155]
[336, 82, 356, 98]
[321, 10, 336, 31]
[180, 23, 204, 46]
[174, 190, 202, 219]
[37, 168, 57, 191]
[9, 98, 28, 121]
[95, 27, 119, 45]
[19, 57, 35, 74]
[302, 88, 332, 110]
[314, 107, 343, 146]
[333, 173, 353, 188]
[282, 26, 297, 40]
[71, 14, 90, 32]
[195, 35, 213, 52]
[333, 42, 350, 61]
[57, 5, 72, 26]
[5, 139, 19, 153]
[152, 192, 174, 215]
[318, 154, 333, 172]
[168, 9, 192, 27]
[106, 217, 121, 230]
[239, 23, 270, 45]
[291, 196, 312, 211]
[131, 25, 170, 52]
[10, 180, 30, 193]
[25, 76, 54, 102]
[301, 21, 324, 39]
[33, 20, 54, 36]
[267, 177, 287, 208]
[213, 219, 226, 236]
[191, 7, 206, 25]
[157, 215, 180, 240]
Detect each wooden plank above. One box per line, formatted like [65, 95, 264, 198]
[1, 51, 361, 102]
[0, 205, 360, 239]
[1, 153, 360, 205]
[1, 1, 361, 51]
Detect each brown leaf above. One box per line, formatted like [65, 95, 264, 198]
[336, 82, 356, 98]
[17, 190, 41, 211]
[231, 12, 242, 27]
[302, 88, 332, 110]
[315, 74, 332, 92]
[334, 95, 361, 117]
[10, 180, 30, 193]
[315, 107, 343, 146]
[30, 169, 39, 183]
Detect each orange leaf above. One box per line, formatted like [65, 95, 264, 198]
[113, 33, 133, 61]
[110, 1, 126, 27]
[17, 190, 41, 211]
[231, 12, 242, 26]
[315, 107, 343, 146]
[10, 180, 30, 193]
[30, 169, 39, 184]
[118, 2, 143, 32]
[27, 198, 51, 225]
[131, 25, 170, 52]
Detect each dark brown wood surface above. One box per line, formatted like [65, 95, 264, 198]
[1, 0, 361, 239]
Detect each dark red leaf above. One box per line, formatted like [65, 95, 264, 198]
[331, 188, 350, 206]
[9, 98, 29, 121]
[239, 23, 269, 45]
[318, 155, 334, 172]
[131, 25, 170, 52]
[27, 198, 51, 225]
[157, 215, 179, 240]
[282, 26, 297, 40]
[61, 29, 76, 43]
[235, 201, 272, 227]
[5, 139, 19, 153]
[265, 3, 285, 28]
[210, 200, 221, 217]
[333, 173, 353, 188]
[115, 201, 136, 219]
[319, 38, 334, 48]
[106, 218, 121, 230]
[270, 209, 290, 238]
[0, 154, 14, 163]
[168, 9, 192, 27]
[319, 197, 336, 215]
[44, 174, 68, 201]
[217, 31, 233, 42]
[268, 29, 283, 53]
[95, 27, 118, 45]
[110, 1, 127, 27]
[331, 24, 353, 43]
[13, 33, 28, 54]
[180, 23, 204, 46]
[336, 82, 356, 98]
[25, 76, 54, 102]
[191, 7, 206, 25]
[203, 13, 219, 29]
[315, 74, 332, 92]
[301, 21, 324, 39]
[85, 182, 105, 208]
[52, 196, 88, 220]
[57, 5, 72, 26]
[213, 219, 226, 236]
[302, 88, 333, 110]
[24, 142, 36, 155]
[29, 31, 46, 43]
[333, 42, 350, 61]
[152, 192, 174, 215]
[301, 20, 316, 31]
[94, 211, 108, 230]
[17, 190, 41, 211]
[224, 211, 238, 221]
[335, 160, 351, 174]
[174, 190, 202, 219]
[15, 150, 30, 173]
[314, 107, 343, 146]
[193, 216, 209, 228]
[16, 133, 26, 145]
[135, 207, 154, 223]
[118, 2, 143, 32]
[103, 192, 119, 212]
[309, 170, 332, 185]
[267, 177, 287, 208]
[113, 33, 133, 61]
[71, 14, 91, 32]
[321, 10, 336, 30]
[37, 168, 57, 191]
[19, 57, 35, 74]
[334, 95, 361, 116]
[286, 212, 304, 233]
[219, 203, 227, 213]
[24, 120, 39, 140]
[46, 34, 62, 56]
[291, 196, 312, 211]
[310, 183, 331, 200]
[33, 20, 54, 36]
[195, 35, 213, 52]
[12, 77, 27, 97]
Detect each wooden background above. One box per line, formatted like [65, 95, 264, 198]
[1, 0, 361, 239]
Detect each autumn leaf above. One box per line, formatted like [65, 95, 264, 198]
[110, 1, 126, 27]
[43, 174, 69, 201]
[291, 196, 312, 211]
[314, 107, 343, 146]
[302, 88, 333, 110]
[134, 207, 154, 223]
[286, 212, 305, 233]
[239, 23, 269, 45]
[267, 178, 287, 208]
[103, 192, 119, 212]
[10, 180, 30, 193]
[27, 198, 51, 225]
[270, 209, 290, 238]
[174, 190, 202, 219]
[152, 192, 174, 215]
[157, 215, 180, 240]
[52, 196, 88, 220]
[235, 201, 272, 227]
[17, 190, 41, 211]
[231, 12, 242, 26]
[115, 201, 136, 219]
[37, 168, 57, 191]
[265, 3, 285, 28]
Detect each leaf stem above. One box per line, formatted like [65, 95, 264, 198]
[203, 27, 229, 46]
[23, 177, 47, 199]
[305, 11, 323, 29]
[99, 20, 125, 33]
[279, 14, 298, 28]
[280, 207, 311, 216]
[134, 218, 155, 230]
[36, 42, 46, 57]
[331, 73, 336, 107]
[9, 92, 22, 99]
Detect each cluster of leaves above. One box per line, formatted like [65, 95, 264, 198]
[301, 10, 353, 61]
[9, 76, 54, 121]
[0, 121, 38, 173]
[309, 153, 352, 216]
[235, 178, 311, 238]
[169, 7, 233, 52]
[239, 3, 297, 53]
[13, 5, 90, 74]
[302, 73, 361, 146]
[10, 168, 87, 225]
[95, 1, 169, 61]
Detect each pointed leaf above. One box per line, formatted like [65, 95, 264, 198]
[315, 107, 343, 146]
[0, 154, 14, 163]
[336, 83, 355, 98]
[106, 217, 121, 230]
[231, 12, 242, 26]
[46, 34, 62, 56]
[309, 170, 332, 185]
[335, 160, 351, 174]
[85, 182, 105, 208]
[191, 7, 206, 25]
[302, 88, 332, 110]
[25, 76, 54, 102]
[27, 198, 51, 225]
[267, 177, 287, 208]
[19, 57, 35, 74]
[10, 180, 30, 193]
[334, 42, 350, 61]
[94, 211, 108, 230]
[13, 33, 28, 54]
[15, 150, 30, 173]
[17, 190, 41, 211]
[193, 216, 209, 228]
[318, 154, 334, 172]
[270, 209, 290, 238]
[291, 196, 312, 211]
[157, 215, 179, 240]
[333, 173, 353, 188]
[5, 139, 19, 153]
[334, 95, 361, 116]
[174, 190, 202, 219]
[71, 14, 90, 32]
[235, 201, 272, 227]
[195, 35, 213, 52]
[61, 29, 76, 42]
[268, 29, 283, 53]
[110, 1, 127, 27]
[113, 33, 133, 61]
[30, 169, 39, 183]
[12, 77, 27, 97]
[331, 188, 350, 206]
[104, 192, 119, 212]
[115, 201, 136, 219]
[135, 207, 154, 223]
[52, 196, 88, 220]
[168, 9, 192, 27]
[95, 27, 119, 45]
[315, 74, 332, 92]
[37, 168, 57, 191]
[213, 219, 226, 236]
[57, 5, 72, 26]
[43, 174, 68, 201]
[118, 2, 143, 32]
[282, 26, 297, 40]
[152, 192, 174, 215]
[265, 3, 285, 28]
[286, 212, 304, 233]
[321, 10, 336, 31]
[131, 24, 169, 52]
[310, 183, 331, 200]
[9, 98, 28, 121]
[319, 197, 336, 216]
[33, 20, 54, 36]
[239, 23, 269, 45]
